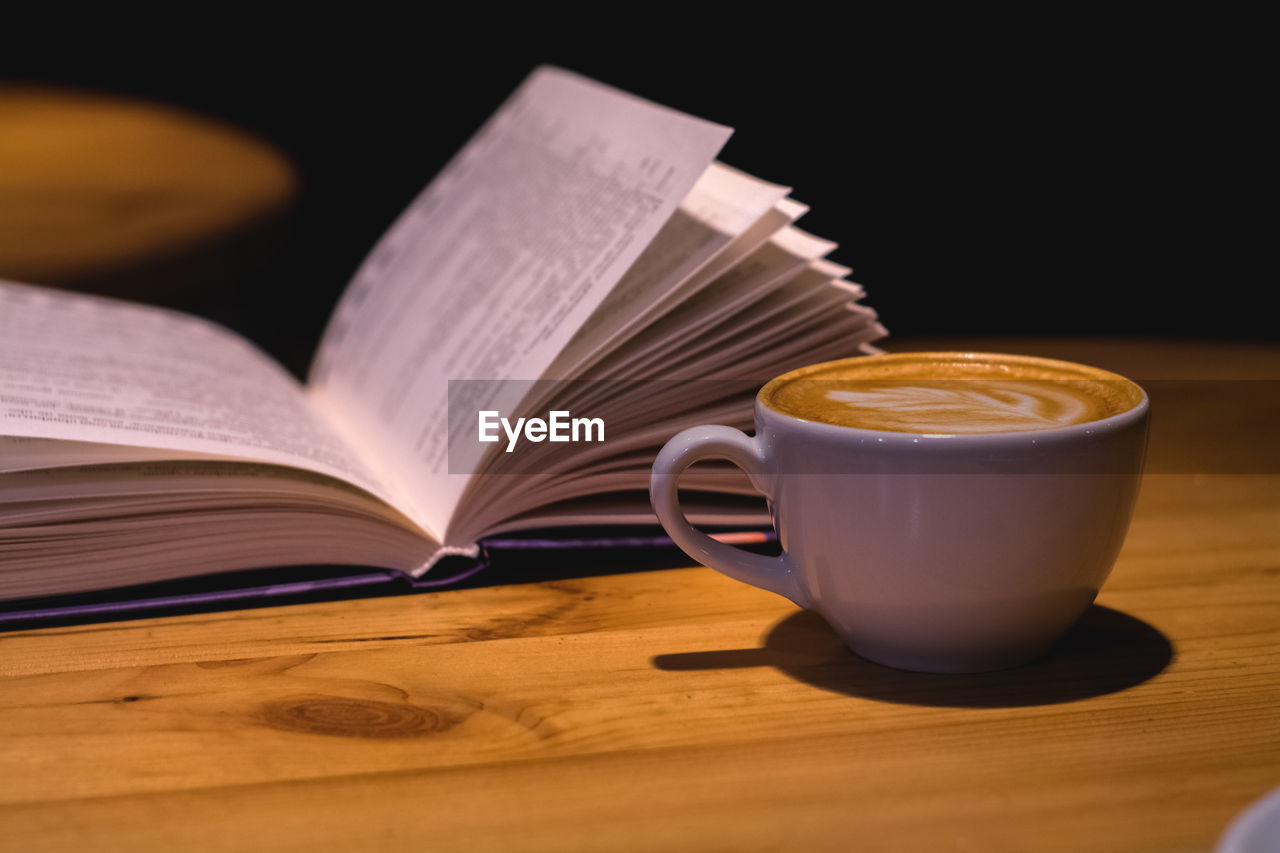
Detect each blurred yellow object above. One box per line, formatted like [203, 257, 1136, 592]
[0, 84, 295, 299]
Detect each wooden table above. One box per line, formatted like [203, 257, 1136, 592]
[2, 339, 1277, 852]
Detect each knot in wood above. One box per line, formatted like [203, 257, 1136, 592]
[262, 695, 439, 738]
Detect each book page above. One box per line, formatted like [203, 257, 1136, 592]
[0, 435, 247, 473]
[0, 461, 434, 600]
[308, 67, 732, 537]
[0, 281, 398, 508]
[541, 163, 790, 380]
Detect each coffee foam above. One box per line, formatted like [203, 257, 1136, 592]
[761, 352, 1144, 434]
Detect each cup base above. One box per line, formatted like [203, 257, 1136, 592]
[847, 638, 1056, 674]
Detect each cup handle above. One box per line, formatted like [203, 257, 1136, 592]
[650, 425, 807, 607]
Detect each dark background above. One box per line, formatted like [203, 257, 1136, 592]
[2, 13, 1266, 377]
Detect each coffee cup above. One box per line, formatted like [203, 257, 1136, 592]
[650, 352, 1150, 673]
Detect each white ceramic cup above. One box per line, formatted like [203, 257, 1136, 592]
[650, 352, 1150, 673]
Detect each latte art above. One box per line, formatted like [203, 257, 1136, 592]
[761, 352, 1144, 434]
[824, 381, 1097, 433]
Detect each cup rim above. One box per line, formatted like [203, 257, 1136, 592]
[756, 351, 1150, 444]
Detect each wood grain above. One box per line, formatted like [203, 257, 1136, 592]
[1, 339, 1278, 852]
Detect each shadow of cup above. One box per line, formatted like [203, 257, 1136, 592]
[653, 604, 1173, 708]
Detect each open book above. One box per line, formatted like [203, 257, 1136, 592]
[0, 67, 884, 603]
